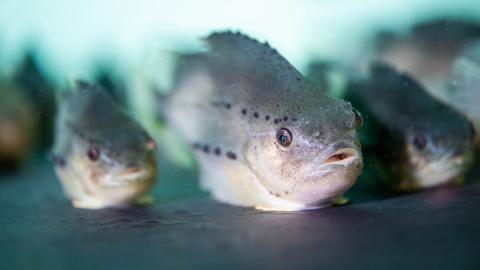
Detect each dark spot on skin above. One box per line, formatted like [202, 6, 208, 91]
[225, 103, 231, 109]
[296, 77, 301, 82]
[276, 104, 280, 108]
[284, 191, 289, 195]
[226, 151, 237, 160]
[203, 145, 210, 153]
[192, 142, 201, 149]
[283, 116, 288, 121]
[292, 118, 297, 122]
[253, 112, 259, 118]
[214, 147, 221, 156]
[265, 115, 270, 121]
[274, 119, 279, 124]
[274, 193, 280, 197]
[241, 109, 247, 115]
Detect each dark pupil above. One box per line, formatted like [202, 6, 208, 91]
[277, 128, 292, 146]
[413, 135, 427, 150]
[87, 147, 100, 161]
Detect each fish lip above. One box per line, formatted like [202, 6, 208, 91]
[99, 166, 154, 188]
[317, 142, 362, 169]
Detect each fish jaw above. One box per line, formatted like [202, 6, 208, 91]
[412, 156, 473, 189]
[54, 154, 157, 209]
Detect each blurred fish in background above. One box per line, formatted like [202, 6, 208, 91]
[13, 51, 56, 151]
[0, 79, 35, 171]
[93, 65, 128, 107]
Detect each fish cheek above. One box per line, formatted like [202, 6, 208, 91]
[244, 137, 293, 194]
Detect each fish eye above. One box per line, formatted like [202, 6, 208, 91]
[87, 147, 100, 161]
[412, 134, 427, 151]
[276, 128, 292, 146]
[353, 108, 363, 128]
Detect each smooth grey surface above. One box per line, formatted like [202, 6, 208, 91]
[0, 157, 479, 270]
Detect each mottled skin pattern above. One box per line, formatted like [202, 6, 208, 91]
[0, 80, 35, 169]
[447, 41, 480, 147]
[346, 63, 475, 191]
[52, 82, 157, 209]
[164, 32, 362, 211]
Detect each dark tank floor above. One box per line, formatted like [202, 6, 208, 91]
[1, 156, 480, 270]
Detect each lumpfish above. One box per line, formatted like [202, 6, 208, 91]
[162, 32, 363, 211]
[346, 63, 475, 191]
[368, 19, 480, 100]
[446, 40, 480, 147]
[0, 80, 35, 170]
[51, 82, 157, 209]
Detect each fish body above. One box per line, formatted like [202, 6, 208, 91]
[368, 19, 480, 101]
[163, 32, 362, 211]
[346, 63, 475, 191]
[446, 40, 480, 146]
[0, 80, 35, 170]
[51, 82, 157, 209]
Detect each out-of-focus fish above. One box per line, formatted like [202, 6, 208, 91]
[0, 80, 35, 170]
[368, 19, 480, 100]
[446, 40, 480, 147]
[51, 82, 157, 209]
[14, 52, 56, 150]
[346, 63, 475, 191]
[161, 31, 363, 211]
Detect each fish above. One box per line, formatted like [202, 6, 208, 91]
[161, 31, 363, 211]
[366, 19, 480, 101]
[14, 52, 57, 150]
[446, 40, 480, 147]
[0, 80, 35, 171]
[51, 81, 157, 209]
[345, 63, 475, 191]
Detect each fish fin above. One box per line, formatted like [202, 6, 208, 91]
[204, 30, 288, 65]
[202, 31, 304, 88]
[134, 195, 155, 207]
[153, 90, 169, 127]
[72, 199, 108, 209]
[330, 196, 349, 206]
[450, 177, 465, 187]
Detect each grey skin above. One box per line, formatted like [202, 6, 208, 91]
[367, 19, 480, 101]
[51, 82, 157, 209]
[346, 63, 475, 191]
[162, 32, 363, 211]
[446, 40, 480, 147]
[0, 80, 35, 170]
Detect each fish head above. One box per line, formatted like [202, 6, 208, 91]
[67, 120, 157, 200]
[402, 114, 475, 188]
[244, 92, 363, 207]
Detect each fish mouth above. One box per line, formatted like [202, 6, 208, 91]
[317, 142, 362, 170]
[322, 148, 360, 167]
[99, 166, 155, 189]
[411, 152, 473, 188]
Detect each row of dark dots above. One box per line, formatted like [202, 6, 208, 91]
[192, 143, 237, 160]
[239, 107, 298, 124]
